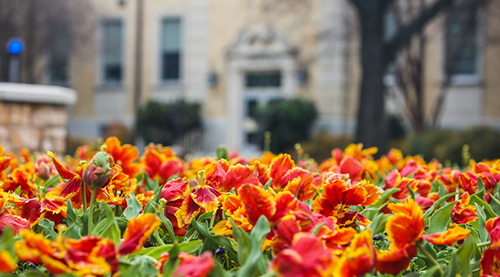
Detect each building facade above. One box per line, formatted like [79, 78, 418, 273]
[61, 0, 500, 153]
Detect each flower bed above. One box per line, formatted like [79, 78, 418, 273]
[0, 137, 498, 276]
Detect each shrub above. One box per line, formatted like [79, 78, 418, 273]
[387, 114, 407, 140]
[303, 131, 352, 162]
[394, 127, 500, 166]
[255, 98, 318, 153]
[136, 100, 202, 146]
[102, 121, 133, 144]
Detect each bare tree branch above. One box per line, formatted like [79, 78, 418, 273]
[430, 0, 487, 128]
[384, 0, 454, 65]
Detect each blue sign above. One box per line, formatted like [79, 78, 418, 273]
[7, 39, 23, 54]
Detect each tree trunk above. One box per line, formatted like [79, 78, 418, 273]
[354, 3, 388, 154]
[23, 0, 37, 84]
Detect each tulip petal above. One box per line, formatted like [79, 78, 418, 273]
[376, 244, 418, 275]
[117, 213, 161, 256]
[424, 225, 470, 246]
[0, 250, 17, 273]
[238, 184, 276, 225]
[47, 151, 76, 180]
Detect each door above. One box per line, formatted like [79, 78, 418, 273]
[243, 71, 282, 150]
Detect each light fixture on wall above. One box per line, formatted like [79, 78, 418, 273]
[117, 0, 126, 7]
[208, 71, 218, 86]
[296, 69, 308, 85]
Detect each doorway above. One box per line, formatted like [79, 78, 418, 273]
[243, 71, 282, 150]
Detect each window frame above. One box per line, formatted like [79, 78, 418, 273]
[158, 16, 183, 85]
[45, 37, 71, 87]
[98, 17, 126, 87]
[444, 4, 483, 86]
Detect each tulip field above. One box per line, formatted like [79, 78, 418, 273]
[1, 137, 500, 276]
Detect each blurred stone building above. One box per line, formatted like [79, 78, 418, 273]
[55, 0, 500, 152]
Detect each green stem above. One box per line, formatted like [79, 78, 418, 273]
[154, 229, 166, 246]
[88, 189, 96, 235]
[477, 241, 491, 248]
[490, 194, 500, 207]
[186, 231, 196, 242]
[209, 212, 216, 229]
[37, 184, 43, 202]
[82, 183, 87, 212]
[416, 241, 443, 274]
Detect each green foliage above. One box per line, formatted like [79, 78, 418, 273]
[387, 113, 407, 140]
[136, 100, 202, 146]
[123, 193, 143, 220]
[128, 240, 203, 259]
[395, 127, 500, 166]
[216, 145, 229, 161]
[255, 98, 318, 153]
[121, 256, 159, 277]
[191, 218, 239, 264]
[428, 201, 455, 234]
[303, 131, 352, 162]
[231, 216, 271, 277]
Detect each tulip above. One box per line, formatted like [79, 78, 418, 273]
[83, 151, 113, 191]
[83, 151, 113, 235]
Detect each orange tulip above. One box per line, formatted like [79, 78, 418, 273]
[486, 217, 500, 247]
[142, 144, 184, 182]
[0, 198, 30, 234]
[376, 244, 418, 275]
[423, 225, 470, 246]
[480, 216, 500, 277]
[161, 178, 190, 235]
[175, 252, 215, 277]
[270, 233, 334, 277]
[385, 199, 424, 250]
[384, 170, 418, 200]
[157, 251, 215, 277]
[312, 178, 369, 227]
[0, 168, 38, 198]
[175, 182, 221, 227]
[217, 164, 259, 192]
[238, 184, 276, 225]
[0, 146, 11, 174]
[334, 230, 376, 277]
[15, 230, 117, 276]
[102, 137, 140, 178]
[283, 169, 317, 201]
[451, 192, 477, 225]
[0, 250, 17, 273]
[46, 151, 85, 201]
[117, 213, 161, 256]
[269, 154, 295, 190]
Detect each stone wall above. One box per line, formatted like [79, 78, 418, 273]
[0, 101, 68, 154]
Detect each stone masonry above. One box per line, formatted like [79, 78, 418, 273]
[0, 101, 69, 154]
[0, 82, 77, 155]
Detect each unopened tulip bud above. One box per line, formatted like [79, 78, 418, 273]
[83, 151, 113, 190]
[38, 162, 51, 181]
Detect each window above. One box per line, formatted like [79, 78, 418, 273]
[446, 4, 479, 75]
[161, 18, 181, 81]
[102, 20, 123, 83]
[48, 38, 70, 84]
[245, 72, 281, 88]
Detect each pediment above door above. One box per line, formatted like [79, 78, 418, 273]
[227, 26, 297, 59]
